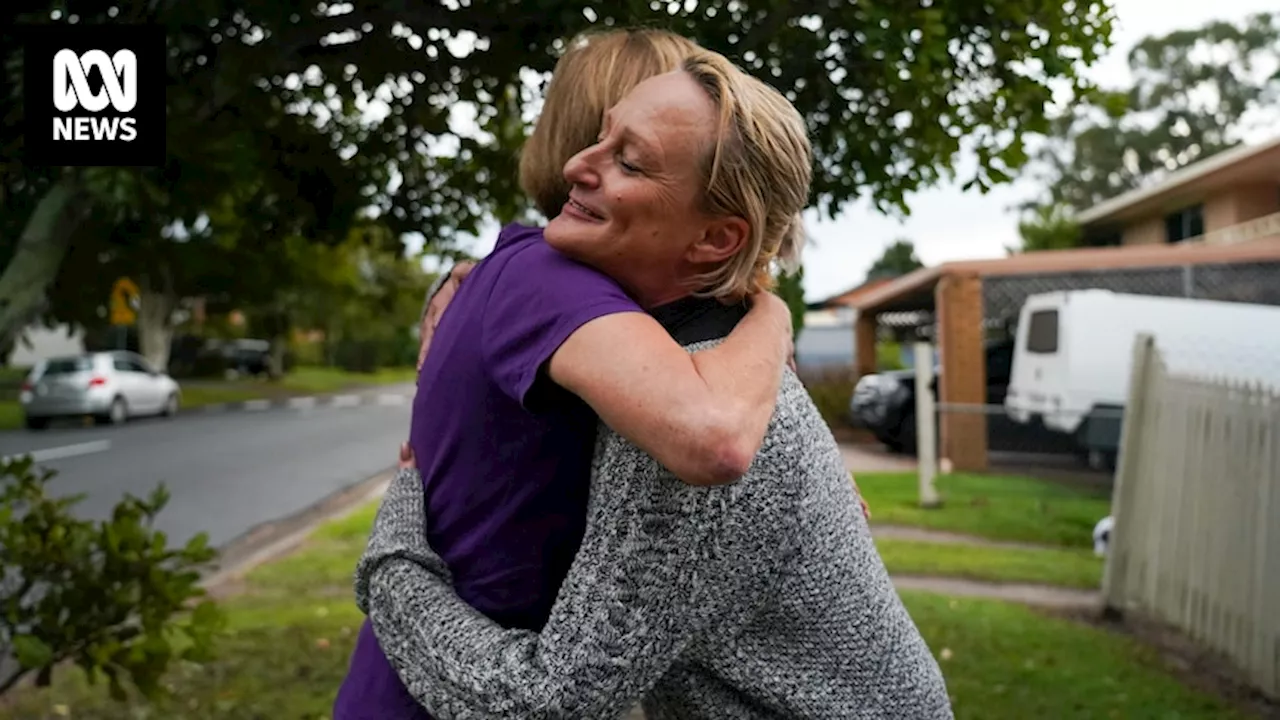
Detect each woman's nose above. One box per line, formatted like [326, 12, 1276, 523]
[562, 146, 599, 188]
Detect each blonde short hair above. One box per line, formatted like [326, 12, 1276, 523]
[519, 29, 701, 218]
[682, 52, 813, 301]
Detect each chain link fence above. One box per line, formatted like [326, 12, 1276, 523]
[983, 261, 1280, 328]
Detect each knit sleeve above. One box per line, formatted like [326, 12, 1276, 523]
[356, 428, 802, 719]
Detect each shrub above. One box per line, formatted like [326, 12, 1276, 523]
[0, 456, 224, 700]
[798, 365, 856, 428]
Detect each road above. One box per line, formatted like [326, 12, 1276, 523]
[0, 386, 415, 549]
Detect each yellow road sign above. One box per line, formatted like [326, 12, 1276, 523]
[110, 277, 140, 326]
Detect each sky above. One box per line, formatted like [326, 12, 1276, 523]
[411, 0, 1280, 301]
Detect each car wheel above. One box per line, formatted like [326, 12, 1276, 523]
[105, 396, 128, 425]
[24, 416, 49, 431]
[162, 392, 179, 417]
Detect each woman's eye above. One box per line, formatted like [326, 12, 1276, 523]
[618, 156, 641, 174]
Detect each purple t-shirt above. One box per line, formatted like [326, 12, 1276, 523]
[332, 223, 641, 719]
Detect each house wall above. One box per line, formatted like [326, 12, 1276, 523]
[1119, 181, 1280, 246]
[1204, 182, 1280, 234]
[1122, 216, 1166, 246]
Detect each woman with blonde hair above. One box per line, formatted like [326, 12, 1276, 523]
[356, 41, 952, 720]
[332, 29, 798, 719]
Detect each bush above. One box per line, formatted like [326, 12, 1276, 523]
[0, 456, 224, 699]
[798, 365, 856, 429]
[877, 341, 907, 371]
[332, 339, 380, 374]
[288, 338, 327, 367]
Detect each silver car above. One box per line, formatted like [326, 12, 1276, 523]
[19, 352, 181, 430]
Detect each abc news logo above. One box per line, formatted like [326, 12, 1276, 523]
[53, 49, 139, 143]
[21, 24, 164, 166]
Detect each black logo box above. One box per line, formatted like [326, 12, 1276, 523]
[20, 24, 166, 167]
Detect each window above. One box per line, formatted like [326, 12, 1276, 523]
[1025, 310, 1059, 354]
[128, 354, 155, 374]
[43, 357, 91, 375]
[1164, 204, 1204, 243]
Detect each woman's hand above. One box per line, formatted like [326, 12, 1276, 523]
[748, 291, 796, 372]
[398, 442, 416, 470]
[852, 476, 871, 522]
[418, 261, 477, 372]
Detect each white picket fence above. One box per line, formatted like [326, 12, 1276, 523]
[1103, 334, 1280, 699]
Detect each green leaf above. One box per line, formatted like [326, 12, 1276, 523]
[12, 634, 54, 669]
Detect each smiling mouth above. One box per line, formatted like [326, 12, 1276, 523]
[568, 198, 605, 221]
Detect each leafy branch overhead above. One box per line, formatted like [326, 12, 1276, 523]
[0, 0, 1115, 347]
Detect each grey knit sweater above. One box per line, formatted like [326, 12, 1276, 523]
[355, 343, 952, 720]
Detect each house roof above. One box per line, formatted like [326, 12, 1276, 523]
[1076, 134, 1280, 227]
[849, 235, 1280, 314]
[808, 278, 894, 309]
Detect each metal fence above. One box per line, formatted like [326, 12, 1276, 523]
[1103, 335, 1280, 699]
[872, 262, 1280, 348]
[983, 261, 1280, 328]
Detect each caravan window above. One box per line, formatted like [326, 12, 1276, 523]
[1025, 310, 1059, 354]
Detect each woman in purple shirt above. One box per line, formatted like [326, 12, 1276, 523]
[333, 30, 793, 719]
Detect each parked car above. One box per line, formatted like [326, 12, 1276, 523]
[221, 338, 273, 378]
[1005, 290, 1280, 469]
[849, 340, 1014, 454]
[18, 352, 181, 430]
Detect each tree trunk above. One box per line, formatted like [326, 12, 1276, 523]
[266, 303, 289, 380]
[137, 277, 177, 372]
[0, 178, 87, 352]
[268, 335, 287, 379]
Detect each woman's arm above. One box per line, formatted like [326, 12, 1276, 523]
[356, 434, 802, 719]
[546, 294, 792, 486]
[417, 260, 476, 372]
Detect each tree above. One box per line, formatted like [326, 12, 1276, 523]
[1011, 203, 1083, 253]
[866, 239, 925, 282]
[0, 456, 223, 699]
[264, 227, 435, 372]
[1015, 12, 1280, 250]
[1, 0, 1116, 351]
[773, 266, 807, 340]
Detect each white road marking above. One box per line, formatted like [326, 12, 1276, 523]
[288, 397, 317, 410]
[244, 399, 272, 411]
[377, 394, 406, 406]
[330, 394, 360, 408]
[3, 439, 112, 464]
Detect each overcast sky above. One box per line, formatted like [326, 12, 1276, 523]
[414, 0, 1279, 301]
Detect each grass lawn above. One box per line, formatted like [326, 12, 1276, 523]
[857, 472, 1112, 549]
[903, 591, 1251, 719]
[178, 366, 416, 410]
[0, 503, 1251, 720]
[876, 538, 1104, 589]
[0, 366, 416, 428]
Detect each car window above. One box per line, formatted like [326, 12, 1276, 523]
[43, 357, 92, 375]
[112, 356, 151, 373]
[130, 355, 155, 374]
[1025, 310, 1060, 354]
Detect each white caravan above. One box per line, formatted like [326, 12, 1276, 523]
[1005, 289, 1280, 468]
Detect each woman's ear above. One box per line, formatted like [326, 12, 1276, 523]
[688, 216, 749, 264]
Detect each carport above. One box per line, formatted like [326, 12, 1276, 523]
[846, 240, 1280, 471]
